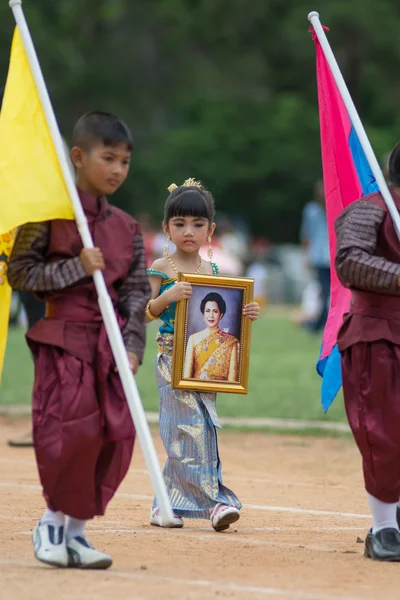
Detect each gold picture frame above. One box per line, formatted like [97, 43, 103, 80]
[172, 273, 254, 394]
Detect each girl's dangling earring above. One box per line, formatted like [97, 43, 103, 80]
[164, 234, 171, 258]
[207, 236, 214, 263]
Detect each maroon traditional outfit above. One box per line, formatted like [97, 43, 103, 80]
[8, 191, 151, 519]
[335, 189, 400, 503]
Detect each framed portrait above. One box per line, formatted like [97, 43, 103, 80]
[172, 273, 254, 394]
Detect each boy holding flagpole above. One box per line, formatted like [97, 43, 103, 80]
[309, 12, 400, 562]
[8, 110, 151, 569]
[2, 1, 175, 567]
[335, 141, 400, 561]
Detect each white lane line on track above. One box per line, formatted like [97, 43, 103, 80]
[225, 477, 349, 489]
[128, 469, 350, 490]
[0, 482, 41, 489]
[1, 459, 350, 490]
[0, 513, 363, 532]
[118, 492, 153, 500]
[0, 458, 36, 465]
[120, 492, 371, 519]
[245, 526, 365, 532]
[0, 515, 140, 526]
[0, 481, 371, 519]
[245, 504, 370, 519]
[0, 558, 364, 600]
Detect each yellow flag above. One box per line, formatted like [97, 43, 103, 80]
[0, 27, 74, 233]
[0, 27, 74, 378]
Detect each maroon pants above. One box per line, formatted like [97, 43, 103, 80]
[341, 341, 400, 503]
[32, 345, 135, 519]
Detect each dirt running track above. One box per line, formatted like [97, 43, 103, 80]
[0, 416, 399, 600]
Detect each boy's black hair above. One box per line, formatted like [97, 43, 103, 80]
[200, 292, 226, 316]
[72, 111, 133, 152]
[164, 184, 215, 224]
[0, 86, 4, 110]
[388, 141, 400, 186]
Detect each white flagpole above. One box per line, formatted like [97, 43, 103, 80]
[308, 11, 400, 241]
[9, 0, 175, 526]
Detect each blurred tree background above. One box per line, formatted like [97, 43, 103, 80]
[0, 0, 399, 242]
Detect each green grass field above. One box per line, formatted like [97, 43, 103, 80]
[0, 312, 346, 422]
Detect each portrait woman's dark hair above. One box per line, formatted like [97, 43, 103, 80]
[164, 184, 215, 224]
[200, 292, 226, 316]
[388, 141, 400, 186]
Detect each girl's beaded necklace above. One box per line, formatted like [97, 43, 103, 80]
[166, 252, 203, 276]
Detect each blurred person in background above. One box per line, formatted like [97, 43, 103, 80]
[383, 152, 391, 183]
[137, 211, 157, 267]
[291, 280, 322, 328]
[200, 234, 242, 276]
[246, 237, 270, 310]
[218, 217, 247, 273]
[300, 180, 330, 332]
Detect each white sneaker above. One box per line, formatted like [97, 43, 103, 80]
[210, 503, 240, 532]
[32, 522, 68, 567]
[149, 507, 184, 528]
[67, 536, 112, 569]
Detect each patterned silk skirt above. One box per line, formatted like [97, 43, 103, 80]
[154, 335, 241, 519]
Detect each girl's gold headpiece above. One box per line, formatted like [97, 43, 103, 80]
[167, 178, 203, 193]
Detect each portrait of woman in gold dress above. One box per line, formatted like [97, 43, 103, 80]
[183, 292, 240, 383]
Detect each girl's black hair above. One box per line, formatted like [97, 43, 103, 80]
[164, 184, 215, 224]
[200, 292, 226, 316]
[388, 141, 400, 186]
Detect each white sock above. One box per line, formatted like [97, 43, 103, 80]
[40, 508, 65, 527]
[367, 493, 400, 533]
[66, 516, 87, 541]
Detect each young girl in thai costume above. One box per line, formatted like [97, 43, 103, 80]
[146, 179, 260, 532]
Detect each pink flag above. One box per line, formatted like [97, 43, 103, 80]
[312, 27, 378, 409]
